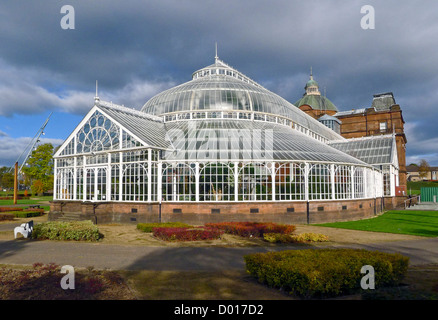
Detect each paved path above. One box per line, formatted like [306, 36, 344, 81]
[1, 237, 438, 271]
[406, 203, 438, 210]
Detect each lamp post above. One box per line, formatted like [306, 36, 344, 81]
[13, 162, 18, 205]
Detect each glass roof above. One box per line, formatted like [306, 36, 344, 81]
[56, 100, 370, 167]
[328, 135, 397, 167]
[141, 59, 343, 141]
[98, 101, 169, 150]
[163, 119, 368, 165]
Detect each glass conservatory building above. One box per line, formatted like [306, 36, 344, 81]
[52, 57, 400, 223]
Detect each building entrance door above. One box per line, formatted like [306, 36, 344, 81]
[85, 167, 107, 201]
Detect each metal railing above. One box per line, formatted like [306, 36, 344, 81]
[404, 195, 421, 209]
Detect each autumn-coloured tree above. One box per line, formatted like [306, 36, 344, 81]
[22, 143, 54, 193]
[419, 159, 430, 179]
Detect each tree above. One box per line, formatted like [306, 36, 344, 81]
[0, 166, 10, 189]
[1, 172, 14, 190]
[419, 159, 430, 180]
[21, 143, 54, 194]
[31, 180, 44, 196]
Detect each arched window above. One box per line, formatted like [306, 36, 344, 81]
[275, 163, 305, 201]
[238, 163, 272, 201]
[199, 163, 235, 201]
[162, 163, 196, 201]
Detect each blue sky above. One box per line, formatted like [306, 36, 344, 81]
[0, 0, 437, 167]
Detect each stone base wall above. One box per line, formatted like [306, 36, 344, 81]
[50, 196, 406, 225]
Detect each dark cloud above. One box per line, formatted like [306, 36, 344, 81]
[0, 0, 437, 163]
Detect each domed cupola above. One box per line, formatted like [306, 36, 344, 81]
[294, 68, 338, 113]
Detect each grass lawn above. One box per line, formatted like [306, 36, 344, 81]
[0, 195, 52, 206]
[314, 210, 438, 238]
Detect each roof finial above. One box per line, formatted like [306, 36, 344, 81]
[94, 80, 100, 104]
[310, 66, 313, 80]
[215, 42, 219, 63]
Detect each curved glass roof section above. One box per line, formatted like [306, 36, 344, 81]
[141, 59, 343, 141]
[163, 119, 367, 165]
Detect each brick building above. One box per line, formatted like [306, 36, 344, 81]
[295, 74, 407, 196]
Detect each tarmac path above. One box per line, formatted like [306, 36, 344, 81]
[1, 237, 438, 271]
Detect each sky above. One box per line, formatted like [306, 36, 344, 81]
[0, 0, 437, 167]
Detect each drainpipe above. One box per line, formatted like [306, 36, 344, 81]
[93, 203, 98, 225]
[159, 199, 162, 223]
[306, 201, 310, 225]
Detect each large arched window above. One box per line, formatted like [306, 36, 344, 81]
[309, 164, 331, 200]
[162, 163, 196, 201]
[76, 111, 120, 154]
[275, 163, 305, 201]
[238, 163, 272, 201]
[334, 165, 351, 199]
[199, 163, 235, 201]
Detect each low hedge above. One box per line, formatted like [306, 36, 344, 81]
[32, 221, 102, 241]
[153, 227, 224, 241]
[137, 222, 193, 233]
[8, 210, 45, 218]
[205, 222, 296, 238]
[244, 248, 409, 299]
[263, 232, 329, 243]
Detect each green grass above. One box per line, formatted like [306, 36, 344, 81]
[314, 210, 438, 238]
[0, 196, 52, 206]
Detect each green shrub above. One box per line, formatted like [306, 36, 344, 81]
[244, 249, 409, 299]
[136, 222, 192, 233]
[11, 210, 44, 218]
[263, 232, 329, 243]
[32, 221, 102, 241]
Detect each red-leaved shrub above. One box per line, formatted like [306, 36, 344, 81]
[205, 222, 296, 237]
[153, 227, 224, 241]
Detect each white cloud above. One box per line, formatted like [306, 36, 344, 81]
[0, 136, 64, 167]
[0, 59, 175, 116]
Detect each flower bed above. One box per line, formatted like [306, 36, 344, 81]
[137, 222, 192, 233]
[0, 213, 14, 221]
[263, 232, 329, 243]
[0, 207, 23, 212]
[205, 222, 296, 238]
[244, 248, 409, 298]
[152, 227, 224, 241]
